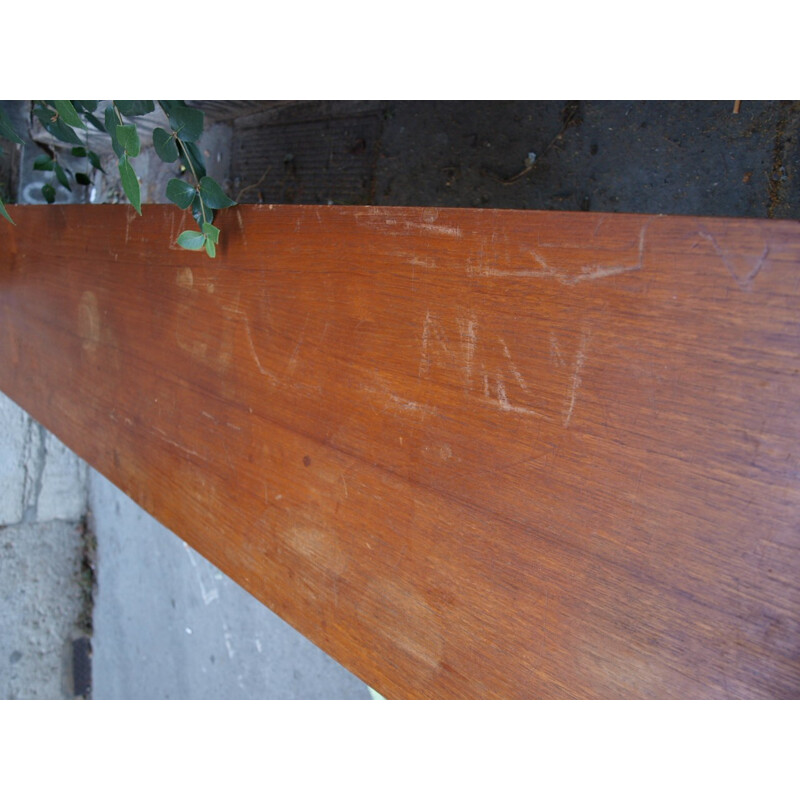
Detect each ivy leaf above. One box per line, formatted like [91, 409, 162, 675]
[71, 146, 87, 157]
[75, 173, 91, 186]
[168, 104, 204, 143]
[202, 222, 220, 244]
[54, 100, 87, 130]
[199, 176, 235, 209]
[176, 230, 206, 250]
[116, 123, 140, 157]
[118, 154, 142, 215]
[42, 184, 56, 203]
[0, 106, 24, 145]
[54, 163, 71, 190]
[114, 101, 155, 117]
[33, 155, 54, 171]
[153, 127, 179, 163]
[84, 112, 105, 132]
[166, 178, 196, 209]
[73, 101, 98, 113]
[88, 150, 104, 172]
[104, 106, 123, 158]
[0, 194, 14, 225]
[204, 237, 216, 258]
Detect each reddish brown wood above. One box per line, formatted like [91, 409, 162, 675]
[2, 204, 799, 698]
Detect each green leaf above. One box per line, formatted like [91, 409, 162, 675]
[166, 178, 196, 209]
[74, 101, 99, 113]
[88, 150, 104, 171]
[104, 106, 123, 158]
[42, 184, 56, 203]
[33, 155, 54, 171]
[71, 146, 87, 157]
[204, 237, 216, 258]
[191, 194, 210, 226]
[52, 119, 83, 145]
[116, 123, 140, 157]
[202, 222, 220, 244]
[177, 230, 206, 250]
[0, 194, 14, 225]
[84, 112, 105, 132]
[118, 155, 142, 215]
[114, 101, 155, 117]
[75, 172, 91, 186]
[0, 106, 24, 145]
[54, 163, 71, 190]
[34, 106, 83, 145]
[54, 100, 87, 130]
[199, 176, 235, 209]
[168, 104, 204, 142]
[153, 127, 179, 163]
[33, 106, 55, 126]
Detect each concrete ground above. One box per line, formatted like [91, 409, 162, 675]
[1, 100, 797, 699]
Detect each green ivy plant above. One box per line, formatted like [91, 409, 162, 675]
[0, 101, 235, 258]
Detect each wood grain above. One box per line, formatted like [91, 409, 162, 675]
[2, 203, 799, 698]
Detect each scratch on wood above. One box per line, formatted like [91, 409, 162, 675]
[474, 218, 653, 284]
[550, 332, 566, 368]
[419, 311, 448, 377]
[235, 208, 248, 247]
[243, 316, 276, 382]
[500, 337, 528, 390]
[402, 221, 463, 238]
[490, 375, 545, 418]
[153, 426, 202, 459]
[563, 330, 590, 427]
[362, 381, 435, 418]
[698, 228, 770, 290]
[458, 317, 478, 385]
[286, 312, 311, 374]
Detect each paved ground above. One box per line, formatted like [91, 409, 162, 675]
[90, 471, 368, 699]
[1, 100, 797, 699]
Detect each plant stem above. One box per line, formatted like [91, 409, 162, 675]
[111, 102, 125, 127]
[175, 136, 207, 226]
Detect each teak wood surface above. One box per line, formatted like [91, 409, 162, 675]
[2, 204, 799, 698]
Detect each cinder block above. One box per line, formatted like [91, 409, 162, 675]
[0, 392, 87, 525]
[38, 431, 88, 522]
[0, 393, 27, 526]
